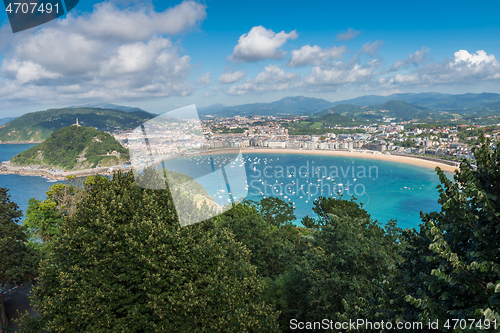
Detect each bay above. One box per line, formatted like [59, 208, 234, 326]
[0, 144, 65, 218]
[0, 144, 449, 228]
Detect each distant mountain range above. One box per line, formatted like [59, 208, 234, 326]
[0, 107, 154, 142]
[200, 93, 500, 118]
[318, 100, 437, 122]
[199, 96, 333, 116]
[331, 92, 500, 110]
[2, 92, 500, 142]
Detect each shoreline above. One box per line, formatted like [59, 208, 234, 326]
[0, 149, 461, 180]
[0, 161, 130, 180]
[240, 148, 460, 173]
[0, 141, 42, 144]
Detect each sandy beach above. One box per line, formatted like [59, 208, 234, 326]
[241, 148, 461, 173]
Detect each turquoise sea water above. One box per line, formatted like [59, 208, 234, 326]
[0, 144, 66, 218]
[240, 153, 450, 229]
[0, 145, 450, 229]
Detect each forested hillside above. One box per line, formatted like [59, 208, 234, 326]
[0, 107, 153, 142]
[10, 125, 129, 170]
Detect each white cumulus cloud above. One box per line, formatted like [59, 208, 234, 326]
[0, 0, 206, 104]
[227, 65, 299, 95]
[336, 28, 361, 41]
[195, 72, 211, 85]
[391, 46, 429, 71]
[299, 58, 381, 91]
[385, 49, 500, 87]
[360, 40, 384, 56]
[288, 44, 347, 67]
[229, 26, 298, 62]
[218, 70, 245, 84]
[71, 1, 206, 42]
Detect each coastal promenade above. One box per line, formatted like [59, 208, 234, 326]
[0, 161, 130, 180]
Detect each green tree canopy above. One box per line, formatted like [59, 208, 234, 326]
[248, 196, 296, 228]
[265, 196, 403, 330]
[400, 136, 500, 327]
[22, 171, 279, 332]
[0, 188, 39, 284]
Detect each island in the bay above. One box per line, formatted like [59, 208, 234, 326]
[0, 124, 130, 179]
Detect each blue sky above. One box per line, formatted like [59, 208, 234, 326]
[0, 0, 500, 116]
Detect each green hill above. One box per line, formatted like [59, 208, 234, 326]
[10, 126, 129, 170]
[318, 100, 437, 121]
[283, 113, 368, 135]
[314, 113, 369, 126]
[199, 96, 334, 117]
[0, 107, 154, 142]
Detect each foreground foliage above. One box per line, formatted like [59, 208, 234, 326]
[396, 137, 500, 329]
[11, 136, 500, 332]
[0, 188, 39, 284]
[21, 171, 279, 332]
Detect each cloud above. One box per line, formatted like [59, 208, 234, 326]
[452, 49, 496, 66]
[390, 46, 429, 71]
[2, 60, 61, 84]
[385, 49, 500, 86]
[380, 89, 402, 96]
[299, 58, 381, 91]
[226, 65, 299, 95]
[0, 1, 206, 104]
[218, 70, 245, 84]
[287, 45, 347, 67]
[336, 28, 361, 41]
[195, 72, 211, 85]
[360, 40, 384, 56]
[229, 26, 298, 62]
[71, 1, 206, 42]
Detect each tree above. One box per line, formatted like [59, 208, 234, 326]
[21, 171, 279, 332]
[400, 136, 500, 327]
[23, 177, 88, 250]
[0, 188, 38, 284]
[248, 197, 296, 228]
[266, 196, 403, 330]
[301, 195, 371, 228]
[216, 201, 299, 278]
